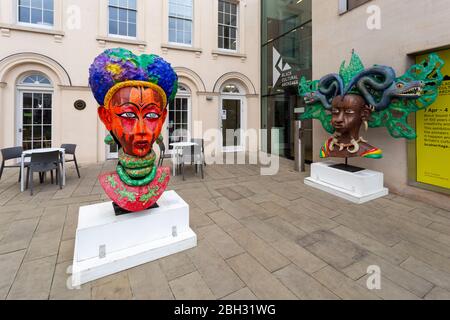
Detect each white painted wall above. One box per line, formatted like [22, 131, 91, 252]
[0, 0, 261, 164]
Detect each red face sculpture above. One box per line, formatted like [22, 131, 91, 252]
[98, 86, 167, 157]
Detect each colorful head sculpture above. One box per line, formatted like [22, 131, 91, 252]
[89, 48, 178, 213]
[299, 53, 444, 159]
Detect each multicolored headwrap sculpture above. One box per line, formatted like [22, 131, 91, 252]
[299, 53, 444, 159]
[89, 48, 178, 213]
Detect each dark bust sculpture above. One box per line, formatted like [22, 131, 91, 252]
[324, 94, 378, 158]
[299, 52, 444, 160]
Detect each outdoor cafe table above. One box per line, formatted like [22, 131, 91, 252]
[169, 142, 198, 177]
[20, 147, 66, 192]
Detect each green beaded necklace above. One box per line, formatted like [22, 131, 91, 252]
[116, 149, 158, 187]
[117, 164, 157, 187]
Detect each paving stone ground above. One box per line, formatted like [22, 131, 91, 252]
[0, 158, 450, 300]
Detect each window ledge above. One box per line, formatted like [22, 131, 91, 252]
[0, 23, 64, 38]
[212, 50, 247, 60]
[59, 85, 90, 91]
[338, 0, 372, 15]
[96, 36, 147, 48]
[161, 43, 202, 55]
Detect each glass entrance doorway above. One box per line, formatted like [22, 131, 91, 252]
[222, 99, 242, 149]
[19, 92, 53, 150]
[16, 74, 53, 150]
[261, 0, 313, 162]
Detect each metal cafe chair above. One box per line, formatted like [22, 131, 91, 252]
[61, 144, 81, 178]
[191, 138, 206, 167]
[179, 143, 205, 181]
[0, 146, 30, 182]
[170, 136, 185, 175]
[157, 140, 172, 167]
[26, 151, 62, 196]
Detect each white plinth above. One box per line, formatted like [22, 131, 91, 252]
[304, 161, 389, 204]
[71, 190, 197, 286]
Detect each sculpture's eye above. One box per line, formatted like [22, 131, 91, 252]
[145, 112, 160, 119]
[119, 112, 137, 119]
[396, 83, 405, 89]
[332, 108, 340, 114]
[345, 109, 355, 114]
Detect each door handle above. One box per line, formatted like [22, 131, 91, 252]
[18, 128, 23, 133]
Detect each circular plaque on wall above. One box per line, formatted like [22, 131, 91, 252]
[74, 100, 87, 111]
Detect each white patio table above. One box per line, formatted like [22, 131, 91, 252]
[20, 147, 66, 192]
[169, 142, 198, 177]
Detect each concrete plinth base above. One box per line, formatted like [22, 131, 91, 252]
[71, 191, 197, 286]
[304, 161, 389, 204]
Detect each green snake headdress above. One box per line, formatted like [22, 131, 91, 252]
[298, 53, 444, 139]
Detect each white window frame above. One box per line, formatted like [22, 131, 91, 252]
[16, 0, 55, 29]
[106, 137, 119, 159]
[219, 82, 246, 153]
[339, 0, 371, 14]
[16, 73, 54, 151]
[338, 0, 348, 14]
[168, 0, 194, 47]
[166, 84, 192, 151]
[108, 0, 138, 39]
[218, 0, 239, 52]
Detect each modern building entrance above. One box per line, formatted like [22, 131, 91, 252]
[261, 0, 312, 162]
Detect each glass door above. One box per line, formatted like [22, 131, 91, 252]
[221, 98, 243, 151]
[18, 91, 52, 150]
[107, 139, 119, 159]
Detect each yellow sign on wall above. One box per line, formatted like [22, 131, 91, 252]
[416, 49, 450, 190]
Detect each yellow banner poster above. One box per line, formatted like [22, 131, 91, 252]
[416, 49, 450, 190]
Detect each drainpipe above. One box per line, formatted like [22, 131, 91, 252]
[294, 109, 306, 172]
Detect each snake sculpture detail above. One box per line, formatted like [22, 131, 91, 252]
[298, 52, 444, 159]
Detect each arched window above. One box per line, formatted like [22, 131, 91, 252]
[19, 74, 52, 87]
[221, 83, 241, 94]
[177, 84, 191, 95]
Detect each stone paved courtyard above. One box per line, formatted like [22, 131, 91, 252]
[0, 158, 450, 300]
